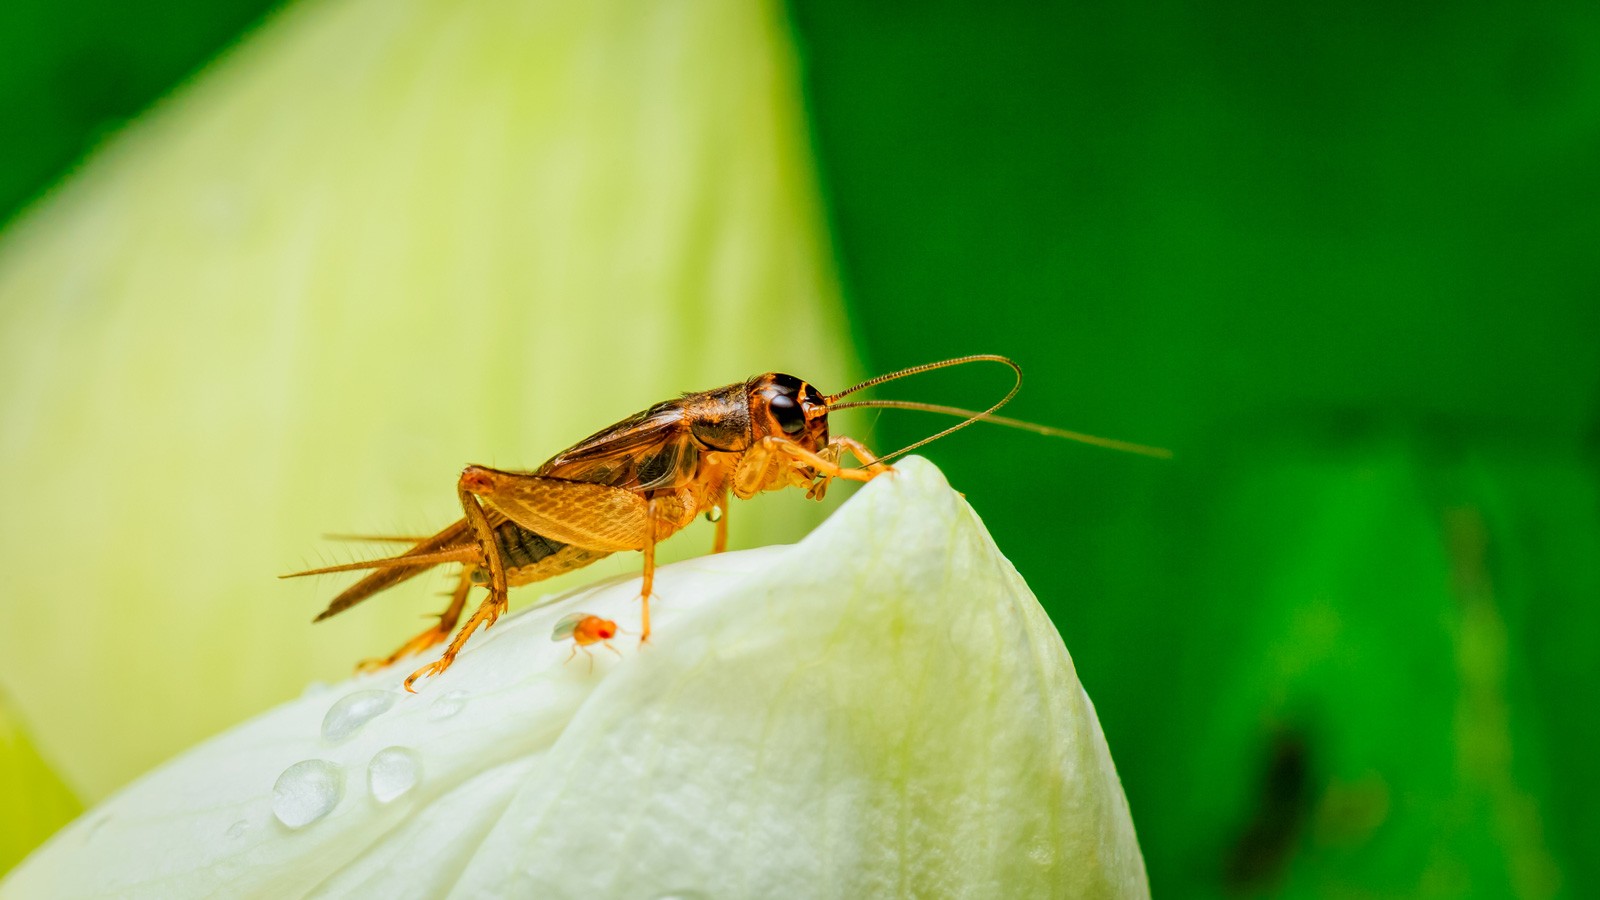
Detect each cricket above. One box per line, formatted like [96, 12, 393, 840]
[283, 355, 1168, 691]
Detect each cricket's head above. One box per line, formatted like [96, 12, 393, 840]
[748, 373, 830, 452]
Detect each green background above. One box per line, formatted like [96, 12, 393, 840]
[4, 1, 1597, 895]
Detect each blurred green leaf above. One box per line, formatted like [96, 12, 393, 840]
[0, 693, 80, 876]
[0, 0, 282, 223]
[1119, 436, 1577, 898]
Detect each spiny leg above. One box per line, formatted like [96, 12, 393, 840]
[711, 490, 729, 554]
[735, 435, 890, 501]
[808, 436, 888, 500]
[404, 477, 511, 692]
[827, 435, 888, 472]
[637, 497, 661, 643]
[449, 464, 650, 551]
[405, 595, 502, 691]
[356, 564, 475, 673]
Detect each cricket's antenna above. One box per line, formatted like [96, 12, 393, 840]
[825, 354, 1018, 405]
[828, 354, 1171, 462]
[826, 355, 1020, 464]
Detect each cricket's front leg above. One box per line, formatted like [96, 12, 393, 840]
[404, 475, 512, 692]
[710, 489, 729, 554]
[733, 435, 891, 500]
[637, 497, 664, 643]
[826, 435, 890, 475]
[805, 436, 892, 501]
[634, 490, 699, 641]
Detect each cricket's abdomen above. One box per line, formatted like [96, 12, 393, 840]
[489, 521, 613, 587]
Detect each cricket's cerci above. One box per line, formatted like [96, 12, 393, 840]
[284, 355, 1169, 691]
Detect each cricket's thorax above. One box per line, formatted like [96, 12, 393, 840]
[686, 383, 754, 452]
[532, 382, 752, 492]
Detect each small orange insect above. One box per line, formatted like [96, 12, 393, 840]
[551, 612, 622, 670]
[284, 355, 1167, 691]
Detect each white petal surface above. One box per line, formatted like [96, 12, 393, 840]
[2, 459, 1147, 898]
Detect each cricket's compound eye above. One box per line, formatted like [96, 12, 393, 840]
[769, 392, 806, 434]
[756, 373, 828, 448]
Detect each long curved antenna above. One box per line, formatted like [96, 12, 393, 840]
[824, 355, 1022, 465]
[825, 353, 1019, 403]
[828, 399, 1172, 459]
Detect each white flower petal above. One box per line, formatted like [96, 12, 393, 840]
[3, 458, 1147, 898]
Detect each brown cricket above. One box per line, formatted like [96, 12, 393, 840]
[283, 355, 1167, 691]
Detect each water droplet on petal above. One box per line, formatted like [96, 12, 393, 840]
[226, 819, 250, 839]
[321, 689, 397, 742]
[367, 746, 422, 803]
[428, 689, 468, 720]
[272, 759, 344, 828]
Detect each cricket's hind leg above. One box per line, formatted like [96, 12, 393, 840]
[403, 466, 648, 691]
[405, 481, 515, 692]
[356, 564, 476, 673]
[404, 590, 507, 692]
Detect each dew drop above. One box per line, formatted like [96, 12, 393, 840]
[226, 819, 250, 839]
[321, 689, 397, 743]
[367, 746, 422, 803]
[428, 689, 468, 720]
[272, 759, 344, 828]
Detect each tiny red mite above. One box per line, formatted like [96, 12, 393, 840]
[552, 612, 622, 671]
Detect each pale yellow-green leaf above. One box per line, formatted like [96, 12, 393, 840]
[0, 0, 854, 801]
[0, 695, 81, 877]
[2, 459, 1148, 898]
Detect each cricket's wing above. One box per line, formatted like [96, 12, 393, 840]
[537, 401, 701, 491]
